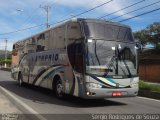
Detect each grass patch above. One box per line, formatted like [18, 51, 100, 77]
[139, 80, 160, 93]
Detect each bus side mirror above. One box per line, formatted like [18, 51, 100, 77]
[136, 42, 142, 52]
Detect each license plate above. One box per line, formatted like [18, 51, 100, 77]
[112, 92, 122, 96]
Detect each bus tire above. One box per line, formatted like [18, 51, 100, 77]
[55, 77, 64, 98]
[18, 73, 24, 87]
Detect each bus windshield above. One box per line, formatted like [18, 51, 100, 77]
[84, 21, 134, 42]
[84, 22, 137, 78]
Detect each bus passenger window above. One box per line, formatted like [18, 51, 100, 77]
[67, 42, 84, 73]
[52, 54, 54, 61]
[39, 56, 41, 60]
[75, 43, 83, 73]
[67, 22, 83, 73]
[67, 22, 82, 41]
[49, 55, 52, 61]
[35, 56, 38, 62]
[45, 55, 48, 61]
[32, 57, 34, 62]
[42, 56, 44, 61]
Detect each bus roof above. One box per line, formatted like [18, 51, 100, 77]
[77, 18, 130, 28]
[13, 18, 131, 45]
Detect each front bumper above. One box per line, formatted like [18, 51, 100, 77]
[83, 87, 138, 99]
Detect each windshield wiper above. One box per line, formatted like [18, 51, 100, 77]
[103, 56, 116, 77]
[117, 47, 132, 78]
[103, 46, 132, 78]
[94, 41, 100, 65]
[122, 59, 132, 78]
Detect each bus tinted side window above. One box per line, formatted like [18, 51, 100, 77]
[67, 22, 83, 73]
[49, 25, 66, 50]
[67, 22, 82, 42]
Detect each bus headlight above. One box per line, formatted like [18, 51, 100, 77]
[130, 82, 139, 88]
[86, 83, 102, 88]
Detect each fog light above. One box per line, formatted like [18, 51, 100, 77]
[86, 92, 90, 96]
[86, 91, 96, 96]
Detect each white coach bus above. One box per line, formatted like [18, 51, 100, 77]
[11, 18, 139, 99]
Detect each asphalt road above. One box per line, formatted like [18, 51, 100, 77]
[0, 70, 160, 120]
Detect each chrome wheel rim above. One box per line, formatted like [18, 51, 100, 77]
[19, 78, 22, 86]
[56, 83, 63, 97]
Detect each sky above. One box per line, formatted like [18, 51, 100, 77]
[0, 0, 160, 51]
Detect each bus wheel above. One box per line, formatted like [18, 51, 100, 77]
[55, 79, 63, 98]
[18, 73, 24, 86]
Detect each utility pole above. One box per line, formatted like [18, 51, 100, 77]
[4, 39, 8, 68]
[40, 5, 51, 28]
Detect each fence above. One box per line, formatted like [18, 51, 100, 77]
[139, 63, 160, 83]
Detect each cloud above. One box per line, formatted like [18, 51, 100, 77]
[0, 21, 43, 51]
[0, 40, 14, 51]
[0, 22, 16, 34]
[55, 0, 134, 18]
[54, 0, 159, 19]
[0, 0, 159, 51]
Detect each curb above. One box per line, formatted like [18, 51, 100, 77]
[0, 68, 11, 72]
[138, 90, 160, 100]
[0, 86, 47, 120]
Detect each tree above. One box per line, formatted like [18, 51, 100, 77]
[0, 58, 11, 66]
[134, 22, 160, 50]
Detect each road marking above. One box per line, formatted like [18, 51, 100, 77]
[0, 86, 47, 120]
[138, 96, 160, 102]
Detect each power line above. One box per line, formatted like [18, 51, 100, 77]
[71, 0, 113, 18]
[40, 5, 51, 28]
[51, 0, 114, 24]
[1, 0, 159, 36]
[109, 0, 160, 20]
[19, 0, 50, 25]
[99, 0, 145, 19]
[19, 0, 55, 29]
[0, 24, 45, 36]
[54, 0, 100, 22]
[0, 0, 113, 36]
[119, 7, 160, 22]
[1, 1, 55, 35]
